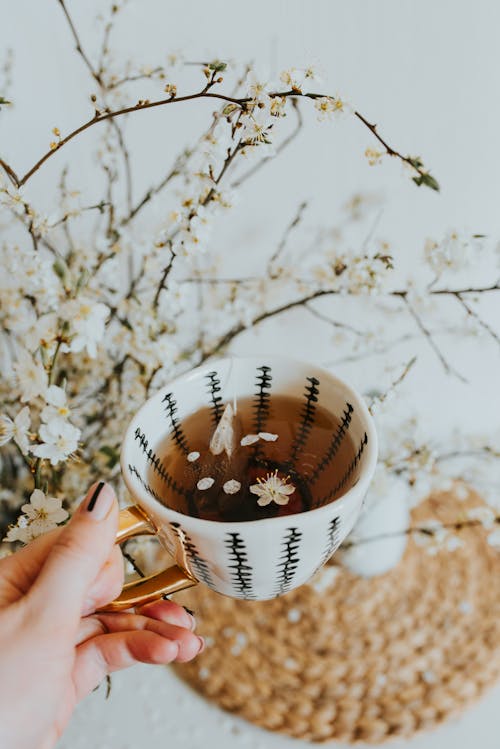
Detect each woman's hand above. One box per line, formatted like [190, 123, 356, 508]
[0, 482, 203, 749]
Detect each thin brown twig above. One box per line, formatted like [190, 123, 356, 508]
[57, 0, 103, 85]
[107, 68, 164, 90]
[0, 157, 19, 187]
[400, 294, 467, 383]
[96, 16, 114, 83]
[368, 356, 417, 413]
[268, 199, 308, 277]
[152, 240, 175, 309]
[304, 303, 366, 336]
[49, 201, 109, 228]
[121, 148, 192, 226]
[341, 515, 500, 550]
[110, 119, 133, 214]
[454, 293, 500, 346]
[432, 282, 500, 296]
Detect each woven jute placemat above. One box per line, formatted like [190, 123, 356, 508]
[174, 490, 500, 743]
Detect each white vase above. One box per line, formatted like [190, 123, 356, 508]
[338, 473, 409, 578]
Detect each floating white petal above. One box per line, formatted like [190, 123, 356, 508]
[209, 402, 235, 457]
[240, 434, 260, 446]
[187, 451, 200, 462]
[223, 479, 241, 495]
[197, 477, 215, 490]
[258, 432, 278, 442]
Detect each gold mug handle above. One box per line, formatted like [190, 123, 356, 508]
[100, 506, 197, 612]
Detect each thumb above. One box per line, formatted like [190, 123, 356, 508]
[29, 482, 119, 624]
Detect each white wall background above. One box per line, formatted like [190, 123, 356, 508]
[2, 2, 500, 747]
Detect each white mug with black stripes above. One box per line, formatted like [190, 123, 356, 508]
[104, 356, 377, 610]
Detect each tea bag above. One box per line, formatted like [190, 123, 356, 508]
[209, 402, 237, 458]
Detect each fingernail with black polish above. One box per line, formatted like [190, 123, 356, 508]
[87, 481, 105, 511]
[84, 482, 114, 521]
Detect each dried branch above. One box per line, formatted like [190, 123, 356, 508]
[341, 514, 500, 550]
[400, 294, 467, 382]
[0, 157, 19, 187]
[107, 68, 164, 91]
[368, 356, 417, 413]
[195, 278, 500, 368]
[152, 241, 175, 309]
[110, 119, 133, 214]
[198, 289, 335, 363]
[268, 199, 308, 277]
[304, 303, 366, 336]
[121, 149, 190, 226]
[454, 293, 500, 347]
[49, 201, 109, 228]
[57, 0, 102, 84]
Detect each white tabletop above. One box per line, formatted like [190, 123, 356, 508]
[59, 664, 500, 749]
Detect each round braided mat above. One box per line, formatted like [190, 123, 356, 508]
[174, 490, 500, 743]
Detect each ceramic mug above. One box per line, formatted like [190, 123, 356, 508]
[106, 356, 377, 610]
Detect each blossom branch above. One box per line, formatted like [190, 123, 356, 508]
[0, 12, 440, 192]
[231, 98, 304, 189]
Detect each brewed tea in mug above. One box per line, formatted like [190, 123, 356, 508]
[151, 393, 357, 522]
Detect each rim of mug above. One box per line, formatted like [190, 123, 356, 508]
[120, 354, 378, 527]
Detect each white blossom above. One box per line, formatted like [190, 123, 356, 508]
[40, 385, 71, 426]
[240, 102, 274, 146]
[63, 298, 109, 357]
[0, 406, 31, 454]
[250, 470, 295, 506]
[13, 348, 48, 402]
[4, 490, 68, 544]
[21, 489, 68, 536]
[32, 420, 81, 465]
[314, 96, 346, 121]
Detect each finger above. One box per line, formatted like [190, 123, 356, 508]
[81, 545, 124, 616]
[86, 611, 202, 661]
[74, 630, 181, 699]
[136, 599, 195, 631]
[28, 482, 118, 624]
[0, 528, 61, 604]
[73, 621, 203, 699]
[76, 599, 195, 645]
